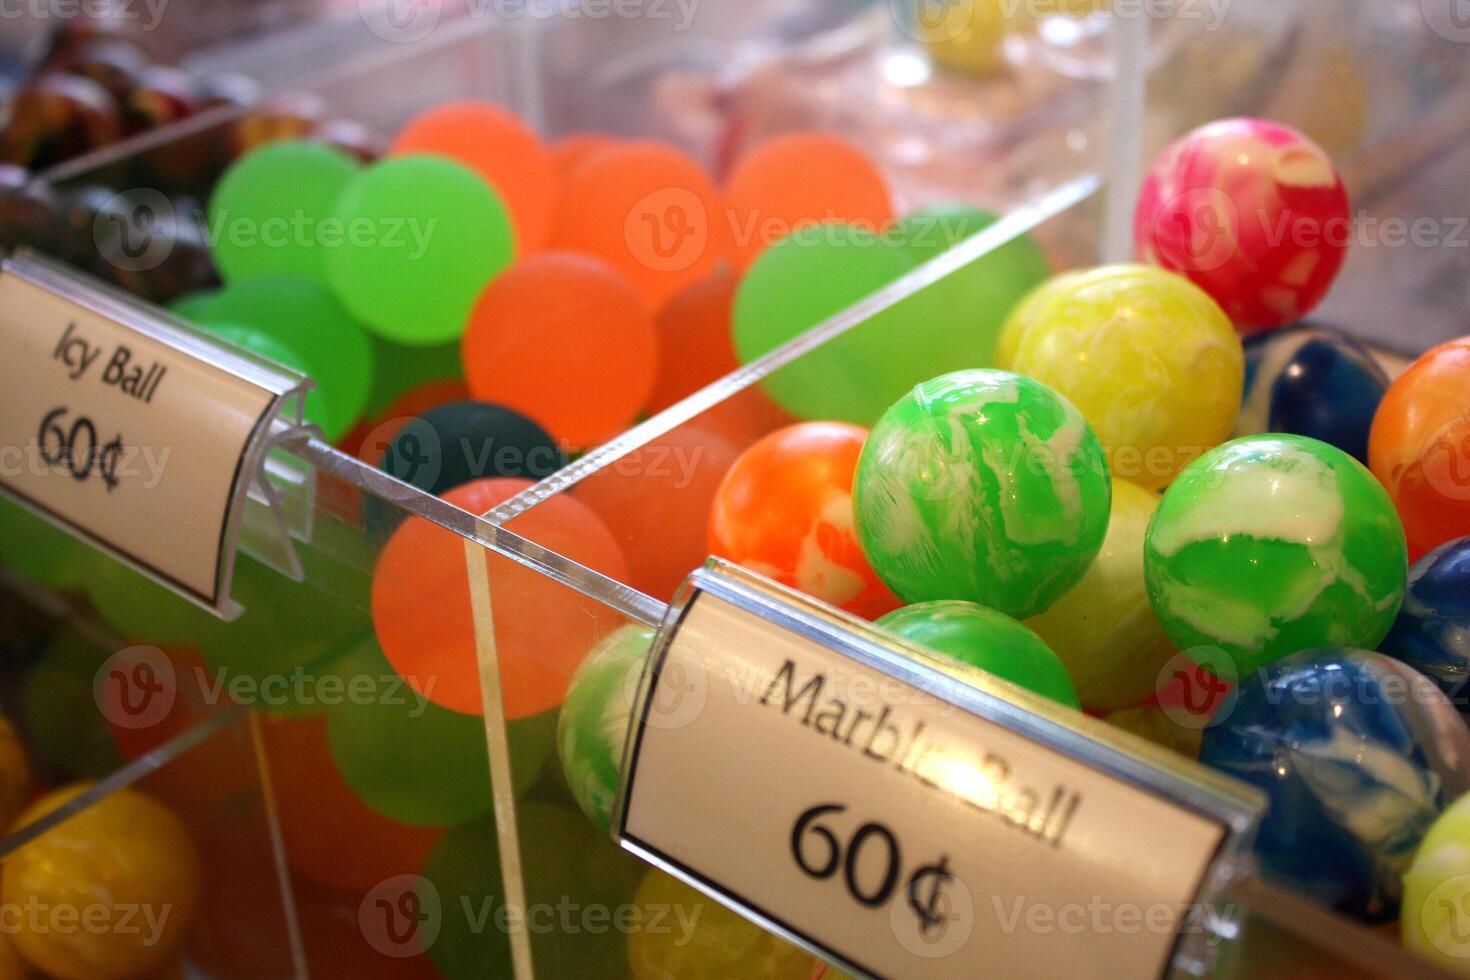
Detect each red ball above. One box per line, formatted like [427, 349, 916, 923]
[1135, 118, 1350, 332]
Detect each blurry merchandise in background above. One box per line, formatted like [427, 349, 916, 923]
[691, 0, 1467, 349]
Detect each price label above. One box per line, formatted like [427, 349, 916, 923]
[619, 563, 1261, 980]
[0, 258, 294, 609]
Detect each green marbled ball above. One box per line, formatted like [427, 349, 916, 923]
[556, 624, 654, 835]
[854, 369, 1112, 619]
[1144, 434, 1408, 673]
[877, 600, 1080, 708]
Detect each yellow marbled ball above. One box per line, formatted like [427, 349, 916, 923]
[1004, 264, 1243, 490]
[1025, 479, 1176, 712]
[996, 268, 1087, 370]
[1402, 792, 1470, 972]
[1103, 704, 1202, 760]
[3, 785, 200, 980]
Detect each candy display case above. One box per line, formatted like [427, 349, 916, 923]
[0, 1, 1468, 978]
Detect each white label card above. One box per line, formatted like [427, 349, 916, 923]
[621, 589, 1232, 980]
[0, 268, 281, 606]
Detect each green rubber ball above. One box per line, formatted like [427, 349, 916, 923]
[22, 628, 124, 779]
[878, 600, 1080, 708]
[325, 640, 552, 828]
[732, 221, 917, 425]
[198, 276, 374, 435]
[892, 203, 1051, 368]
[198, 322, 346, 440]
[207, 140, 361, 287]
[86, 553, 221, 647]
[421, 802, 643, 980]
[328, 155, 515, 346]
[0, 495, 98, 591]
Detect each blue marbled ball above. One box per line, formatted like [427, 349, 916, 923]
[1236, 325, 1390, 463]
[1201, 649, 1470, 920]
[1381, 538, 1470, 715]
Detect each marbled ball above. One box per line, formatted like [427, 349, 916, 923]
[556, 624, 654, 835]
[1381, 538, 1470, 717]
[1145, 434, 1408, 674]
[1237, 324, 1390, 464]
[854, 370, 1111, 620]
[1201, 649, 1470, 920]
[999, 264, 1243, 490]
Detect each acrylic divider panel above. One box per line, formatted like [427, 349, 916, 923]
[0, 567, 298, 979]
[0, 431, 526, 978]
[487, 174, 1103, 607]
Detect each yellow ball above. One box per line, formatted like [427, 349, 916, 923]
[1103, 704, 1202, 760]
[916, 0, 1017, 76]
[1403, 792, 1470, 972]
[0, 715, 32, 831]
[996, 268, 1087, 371]
[627, 869, 814, 979]
[1025, 479, 1175, 712]
[1005, 264, 1243, 490]
[0, 930, 26, 980]
[3, 784, 200, 980]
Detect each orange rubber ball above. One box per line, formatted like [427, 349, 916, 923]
[1369, 337, 1470, 560]
[462, 252, 658, 449]
[710, 422, 901, 618]
[551, 133, 617, 177]
[372, 478, 629, 718]
[579, 425, 741, 600]
[724, 132, 894, 271]
[390, 101, 560, 255]
[548, 141, 733, 309]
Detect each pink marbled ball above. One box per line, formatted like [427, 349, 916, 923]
[1134, 118, 1350, 333]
